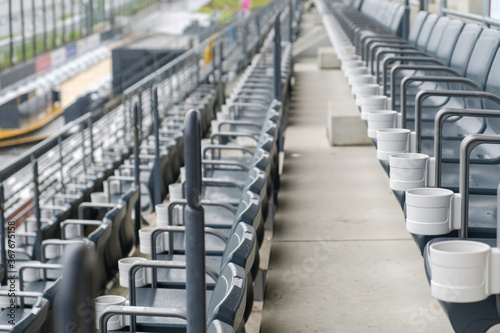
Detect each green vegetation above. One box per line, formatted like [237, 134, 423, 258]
[59, 13, 74, 21]
[198, 0, 273, 22]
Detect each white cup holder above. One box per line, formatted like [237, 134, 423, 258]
[353, 84, 381, 106]
[44, 244, 62, 260]
[429, 240, 500, 303]
[348, 74, 375, 89]
[64, 224, 84, 239]
[345, 66, 368, 78]
[90, 192, 108, 204]
[366, 110, 397, 139]
[138, 227, 167, 255]
[389, 153, 435, 191]
[405, 188, 461, 235]
[155, 203, 170, 226]
[118, 257, 152, 288]
[359, 95, 388, 120]
[95, 295, 129, 330]
[20, 261, 42, 282]
[376, 128, 412, 161]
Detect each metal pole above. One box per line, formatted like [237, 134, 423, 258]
[241, 21, 247, 66]
[138, 92, 143, 139]
[195, 53, 200, 87]
[440, 0, 447, 16]
[32, 0, 36, 56]
[89, 0, 94, 34]
[402, 0, 410, 40]
[0, 182, 7, 285]
[110, 0, 115, 29]
[133, 102, 141, 242]
[8, 0, 13, 65]
[211, 45, 216, 87]
[31, 156, 42, 260]
[289, 0, 293, 42]
[79, 0, 83, 37]
[21, 0, 26, 60]
[52, 0, 56, 47]
[43, 0, 47, 51]
[483, 0, 490, 27]
[184, 109, 206, 333]
[88, 117, 94, 164]
[273, 14, 282, 102]
[80, 123, 87, 176]
[71, 0, 75, 40]
[58, 135, 65, 192]
[61, 0, 65, 44]
[152, 88, 162, 207]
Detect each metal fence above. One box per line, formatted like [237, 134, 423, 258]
[0, 0, 298, 232]
[440, 0, 500, 28]
[0, 0, 159, 68]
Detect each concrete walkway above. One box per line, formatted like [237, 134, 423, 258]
[260, 58, 454, 332]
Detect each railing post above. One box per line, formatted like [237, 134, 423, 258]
[402, 0, 410, 40]
[80, 123, 87, 176]
[31, 156, 42, 261]
[88, 117, 95, 164]
[440, 0, 447, 16]
[58, 136, 65, 192]
[133, 103, 141, 242]
[152, 88, 162, 207]
[289, 0, 294, 42]
[0, 182, 6, 285]
[184, 110, 206, 333]
[273, 14, 282, 102]
[242, 21, 248, 67]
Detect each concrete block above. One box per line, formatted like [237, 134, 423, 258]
[326, 100, 372, 146]
[317, 47, 340, 69]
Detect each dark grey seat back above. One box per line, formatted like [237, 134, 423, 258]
[207, 263, 247, 330]
[435, 19, 465, 65]
[424, 17, 450, 56]
[483, 49, 500, 130]
[415, 14, 439, 50]
[449, 24, 483, 76]
[464, 29, 500, 89]
[221, 222, 257, 276]
[408, 11, 429, 45]
[389, 5, 405, 36]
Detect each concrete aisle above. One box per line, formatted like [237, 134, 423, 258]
[260, 59, 454, 332]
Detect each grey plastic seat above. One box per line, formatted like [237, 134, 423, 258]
[107, 263, 247, 332]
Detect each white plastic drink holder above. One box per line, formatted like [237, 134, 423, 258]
[348, 74, 375, 89]
[168, 183, 184, 225]
[429, 240, 500, 303]
[90, 192, 108, 204]
[405, 188, 461, 235]
[389, 153, 436, 191]
[155, 203, 170, 226]
[118, 257, 152, 288]
[376, 128, 415, 161]
[359, 95, 387, 120]
[366, 110, 397, 139]
[345, 66, 368, 79]
[95, 295, 130, 330]
[138, 227, 165, 254]
[353, 84, 381, 105]
[427, 135, 500, 303]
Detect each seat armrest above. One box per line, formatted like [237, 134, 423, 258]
[151, 225, 229, 259]
[99, 305, 187, 333]
[77, 202, 116, 219]
[402, 78, 483, 126]
[381, 56, 443, 93]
